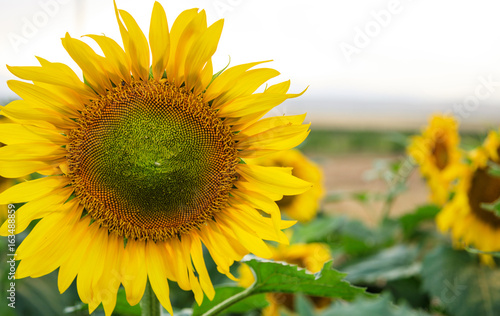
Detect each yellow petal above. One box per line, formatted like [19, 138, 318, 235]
[0, 187, 72, 236]
[195, 59, 213, 95]
[0, 142, 66, 161]
[231, 189, 281, 233]
[121, 239, 148, 306]
[241, 114, 306, 136]
[94, 233, 123, 316]
[166, 8, 199, 82]
[0, 123, 67, 145]
[178, 236, 204, 305]
[184, 19, 223, 91]
[34, 81, 88, 114]
[169, 237, 191, 291]
[61, 33, 112, 93]
[146, 241, 174, 315]
[235, 179, 283, 201]
[203, 61, 272, 102]
[189, 233, 215, 300]
[237, 164, 311, 196]
[212, 68, 281, 109]
[223, 204, 289, 244]
[149, 2, 170, 81]
[15, 201, 81, 277]
[218, 93, 289, 118]
[114, 2, 150, 81]
[57, 215, 92, 293]
[0, 160, 56, 178]
[7, 80, 80, 118]
[0, 176, 68, 204]
[85, 34, 131, 84]
[77, 224, 108, 304]
[1, 100, 77, 130]
[237, 124, 311, 157]
[7, 58, 95, 99]
[217, 216, 272, 258]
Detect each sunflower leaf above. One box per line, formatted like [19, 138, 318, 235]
[422, 245, 500, 316]
[488, 161, 500, 177]
[242, 255, 369, 299]
[398, 204, 440, 238]
[195, 257, 369, 315]
[318, 293, 431, 316]
[340, 245, 421, 284]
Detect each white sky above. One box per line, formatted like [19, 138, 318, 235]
[1, 0, 500, 129]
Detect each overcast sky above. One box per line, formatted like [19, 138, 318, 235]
[1, 0, 500, 129]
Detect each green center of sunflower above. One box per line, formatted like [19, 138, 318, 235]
[468, 161, 500, 228]
[68, 81, 238, 241]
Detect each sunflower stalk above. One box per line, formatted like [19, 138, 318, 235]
[202, 283, 257, 316]
[141, 280, 161, 316]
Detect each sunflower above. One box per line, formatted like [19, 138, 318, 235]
[247, 149, 324, 222]
[0, 115, 14, 222]
[407, 114, 463, 205]
[239, 242, 331, 315]
[0, 2, 311, 315]
[436, 129, 500, 265]
[0, 175, 11, 222]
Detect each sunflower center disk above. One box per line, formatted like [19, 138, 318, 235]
[432, 137, 449, 170]
[468, 166, 500, 228]
[69, 81, 237, 241]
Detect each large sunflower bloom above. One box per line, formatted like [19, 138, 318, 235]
[0, 2, 311, 315]
[407, 114, 463, 205]
[247, 149, 324, 222]
[436, 129, 500, 265]
[239, 243, 331, 316]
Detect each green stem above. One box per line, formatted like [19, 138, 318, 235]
[202, 285, 256, 316]
[141, 279, 161, 316]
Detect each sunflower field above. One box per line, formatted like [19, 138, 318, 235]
[1, 1, 500, 316]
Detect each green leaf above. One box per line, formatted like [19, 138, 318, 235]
[192, 286, 268, 315]
[385, 277, 430, 310]
[319, 293, 431, 316]
[488, 161, 500, 177]
[291, 215, 345, 244]
[195, 257, 369, 316]
[422, 245, 500, 316]
[481, 198, 500, 217]
[398, 204, 440, 238]
[243, 256, 369, 300]
[341, 245, 421, 284]
[293, 215, 395, 256]
[295, 294, 315, 316]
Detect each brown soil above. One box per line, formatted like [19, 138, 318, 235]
[314, 153, 430, 226]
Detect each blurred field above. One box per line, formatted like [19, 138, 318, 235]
[301, 128, 486, 225]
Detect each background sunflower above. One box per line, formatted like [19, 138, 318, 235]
[407, 114, 463, 205]
[436, 129, 500, 265]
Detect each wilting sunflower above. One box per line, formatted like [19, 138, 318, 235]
[436, 129, 500, 265]
[239, 242, 331, 315]
[247, 149, 324, 222]
[0, 2, 311, 315]
[407, 114, 463, 205]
